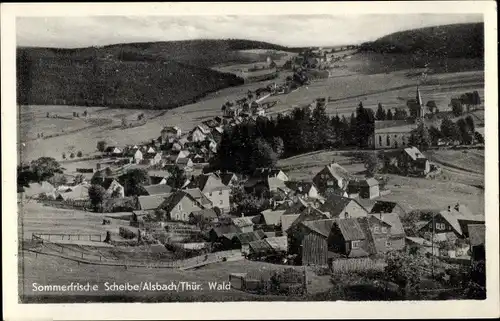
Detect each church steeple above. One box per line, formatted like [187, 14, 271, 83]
[416, 85, 423, 107]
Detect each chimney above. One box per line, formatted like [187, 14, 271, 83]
[454, 203, 460, 211]
[379, 213, 382, 220]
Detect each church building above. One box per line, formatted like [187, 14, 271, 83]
[370, 87, 425, 150]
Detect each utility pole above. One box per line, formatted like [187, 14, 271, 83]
[431, 213, 435, 279]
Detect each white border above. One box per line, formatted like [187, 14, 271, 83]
[2, 2, 499, 320]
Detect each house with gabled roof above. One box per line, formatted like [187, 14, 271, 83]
[245, 168, 289, 194]
[468, 224, 485, 264]
[189, 125, 212, 143]
[418, 203, 485, 239]
[318, 194, 368, 219]
[158, 189, 209, 222]
[55, 183, 90, 201]
[399, 146, 430, 176]
[313, 163, 352, 195]
[143, 151, 163, 166]
[161, 126, 182, 144]
[138, 193, 171, 211]
[219, 172, 238, 187]
[186, 173, 231, 212]
[285, 181, 319, 199]
[21, 181, 56, 199]
[99, 178, 124, 198]
[104, 146, 123, 157]
[347, 178, 380, 199]
[367, 213, 406, 252]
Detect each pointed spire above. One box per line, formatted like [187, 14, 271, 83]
[416, 85, 423, 107]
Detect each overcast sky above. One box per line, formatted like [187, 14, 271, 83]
[17, 14, 483, 48]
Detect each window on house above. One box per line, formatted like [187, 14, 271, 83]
[327, 180, 334, 186]
[219, 200, 223, 205]
[219, 190, 223, 195]
[177, 204, 182, 211]
[209, 192, 212, 197]
[351, 240, 361, 249]
[385, 240, 392, 247]
[436, 223, 445, 231]
[387, 135, 391, 146]
[373, 226, 380, 233]
[381, 226, 388, 234]
[378, 135, 382, 146]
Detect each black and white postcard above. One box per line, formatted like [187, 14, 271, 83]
[2, 1, 499, 320]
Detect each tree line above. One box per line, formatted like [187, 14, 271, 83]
[211, 102, 376, 174]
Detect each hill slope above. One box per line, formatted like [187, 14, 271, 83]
[17, 39, 301, 108]
[354, 23, 484, 74]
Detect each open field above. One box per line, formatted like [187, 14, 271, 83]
[277, 148, 484, 215]
[20, 248, 331, 302]
[19, 64, 484, 163]
[18, 201, 109, 239]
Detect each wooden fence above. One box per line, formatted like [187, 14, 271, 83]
[33, 233, 103, 242]
[41, 199, 91, 210]
[28, 235, 242, 269]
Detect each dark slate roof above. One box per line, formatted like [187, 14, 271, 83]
[190, 208, 218, 219]
[370, 201, 399, 214]
[143, 184, 173, 196]
[190, 173, 229, 193]
[138, 193, 171, 210]
[160, 191, 192, 214]
[336, 218, 366, 241]
[285, 181, 316, 194]
[468, 224, 485, 247]
[301, 219, 336, 238]
[319, 194, 366, 218]
[232, 230, 266, 245]
[212, 224, 241, 238]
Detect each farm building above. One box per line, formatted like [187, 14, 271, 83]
[398, 147, 430, 176]
[125, 148, 143, 164]
[170, 150, 191, 164]
[142, 184, 173, 196]
[313, 163, 352, 195]
[55, 183, 90, 201]
[231, 216, 257, 233]
[100, 178, 125, 198]
[104, 146, 123, 156]
[285, 181, 320, 199]
[148, 170, 172, 185]
[280, 214, 300, 236]
[21, 181, 56, 199]
[318, 194, 368, 219]
[370, 120, 417, 149]
[189, 125, 211, 142]
[468, 224, 485, 263]
[158, 190, 207, 222]
[208, 223, 241, 243]
[347, 178, 380, 199]
[230, 230, 267, 250]
[300, 219, 336, 266]
[418, 204, 485, 239]
[369, 200, 407, 218]
[245, 168, 289, 194]
[143, 152, 163, 166]
[177, 157, 194, 170]
[329, 217, 375, 259]
[160, 126, 181, 143]
[186, 173, 231, 213]
[138, 193, 171, 211]
[248, 236, 288, 260]
[189, 208, 218, 223]
[367, 213, 406, 252]
[257, 209, 286, 228]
